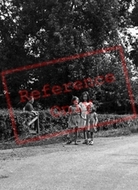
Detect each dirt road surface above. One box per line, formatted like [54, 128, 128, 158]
[0, 135, 138, 190]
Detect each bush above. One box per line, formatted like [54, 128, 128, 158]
[0, 109, 138, 140]
[97, 114, 138, 132]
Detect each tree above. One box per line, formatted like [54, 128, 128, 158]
[0, 0, 136, 113]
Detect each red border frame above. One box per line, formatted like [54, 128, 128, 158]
[1, 45, 137, 144]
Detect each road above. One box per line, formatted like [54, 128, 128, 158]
[0, 135, 138, 190]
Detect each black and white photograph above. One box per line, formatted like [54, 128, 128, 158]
[0, 0, 138, 189]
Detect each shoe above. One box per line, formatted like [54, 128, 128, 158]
[87, 138, 91, 143]
[89, 140, 94, 145]
[82, 139, 87, 144]
[66, 140, 72, 144]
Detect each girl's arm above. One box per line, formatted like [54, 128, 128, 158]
[86, 114, 89, 126]
[66, 106, 72, 116]
[67, 106, 72, 127]
[81, 115, 87, 120]
[92, 112, 98, 132]
[79, 106, 87, 120]
[94, 112, 98, 125]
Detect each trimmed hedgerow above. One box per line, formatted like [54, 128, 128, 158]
[97, 114, 138, 131]
[0, 109, 138, 140]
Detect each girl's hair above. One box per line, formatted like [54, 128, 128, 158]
[80, 91, 90, 102]
[87, 104, 96, 113]
[29, 96, 34, 103]
[71, 96, 79, 104]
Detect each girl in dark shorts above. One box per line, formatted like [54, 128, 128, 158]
[86, 105, 98, 145]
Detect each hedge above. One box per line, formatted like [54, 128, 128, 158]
[0, 109, 138, 140]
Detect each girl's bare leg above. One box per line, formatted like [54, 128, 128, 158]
[82, 127, 90, 144]
[90, 131, 94, 141]
[87, 130, 90, 143]
[66, 128, 73, 144]
[83, 128, 86, 139]
[89, 131, 94, 145]
[74, 126, 78, 145]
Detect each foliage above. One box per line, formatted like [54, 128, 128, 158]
[0, 108, 138, 141]
[0, 0, 137, 114]
[129, 2, 138, 68]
